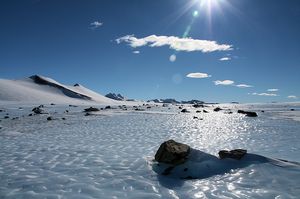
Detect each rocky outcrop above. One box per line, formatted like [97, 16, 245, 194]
[155, 140, 190, 165]
[218, 149, 247, 160]
[84, 107, 100, 112]
[30, 75, 91, 100]
[237, 110, 258, 117]
[214, 107, 222, 112]
[181, 108, 190, 113]
[32, 106, 44, 114]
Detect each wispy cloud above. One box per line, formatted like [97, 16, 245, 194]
[132, 50, 140, 54]
[90, 21, 103, 29]
[236, 84, 253, 88]
[214, 80, 234, 85]
[116, 35, 232, 53]
[219, 57, 231, 61]
[251, 92, 278, 96]
[287, 95, 297, 99]
[186, 72, 211, 78]
[267, 88, 279, 92]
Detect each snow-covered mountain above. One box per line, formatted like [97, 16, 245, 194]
[0, 75, 118, 105]
[105, 93, 126, 101]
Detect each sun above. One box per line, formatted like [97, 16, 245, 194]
[199, 0, 222, 12]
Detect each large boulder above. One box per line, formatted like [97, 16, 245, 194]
[84, 107, 100, 112]
[181, 108, 189, 113]
[237, 110, 257, 117]
[155, 140, 190, 165]
[32, 107, 43, 114]
[213, 107, 222, 112]
[218, 149, 247, 160]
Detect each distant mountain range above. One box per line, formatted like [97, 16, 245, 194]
[147, 99, 205, 104]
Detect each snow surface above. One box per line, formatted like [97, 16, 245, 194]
[0, 103, 300, 198]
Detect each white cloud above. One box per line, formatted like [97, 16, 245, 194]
[169, 54, 176, 62]
[287, 95, 297, 99]
[132, 50, 140, 54]
[219, 57, 231, 61]
[214, 80, 234, 85]
[236, 84, 253, 88]
[186, 72, 211, 78]
[267, 88, 279, 92]
[251, 92, 278, 96]
[116, 35, 232, 53]
[90, 21, 103, 29]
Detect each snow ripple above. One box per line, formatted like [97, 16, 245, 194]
[0, 105, 300, 198]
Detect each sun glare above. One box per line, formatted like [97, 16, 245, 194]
[199, 0, 222, 13]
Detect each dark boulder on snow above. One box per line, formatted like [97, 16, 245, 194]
[105, 106, 111, 109]
[213, 107, 222, 112]
[218, 149, 247, 160]
[237, 110, 258, 117]
[203, 110, 209, 113]
[181, 108, 189, 113]
[84, 107, 100, 112]
[69, 105, 78, 107]
[155, 140, 190, 165]
[192, 104, 204, 108]
[32, 107, 44, 114]
[47, 116, 53, 121]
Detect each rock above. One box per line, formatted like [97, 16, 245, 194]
[4, 116, 9, 119]
[62, 117, 66, 120]
[192, 104, 204, 108]
[178, 106, 182, 109]
[84, 107, 99, 112]
[28, 113, 33, 116]
[213, 107, 222, 112]
[291, 109, 295, 111]
[32, 107, 43, 114]
[193, 116, 198, 119]
[84, 112, 92, 116]
[225, 111, 233, 114]
[261, 110, 265, 113]
[69, 105, 78, 107]
[237, 110, 257, 117]
[181, 109, 189, 113]
[47, 116, 53, 121]
[155, 140, 190, 165]
[203, 110, 209, 113]
[105, 106, 111, 109]
[50, 103, 55, 105]
[218, 149, 247, 160]
[196, 110, 201, 113]
[147, 106, 151, 109]
[0, 109, 3, 112]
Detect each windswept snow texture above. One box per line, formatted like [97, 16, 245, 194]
[0, 75, 117, 105]
[0, 103, 300, 198]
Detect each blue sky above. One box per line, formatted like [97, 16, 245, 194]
[0, 0, 300, 103]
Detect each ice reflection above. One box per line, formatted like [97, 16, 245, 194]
[167, 111, 252, 154]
